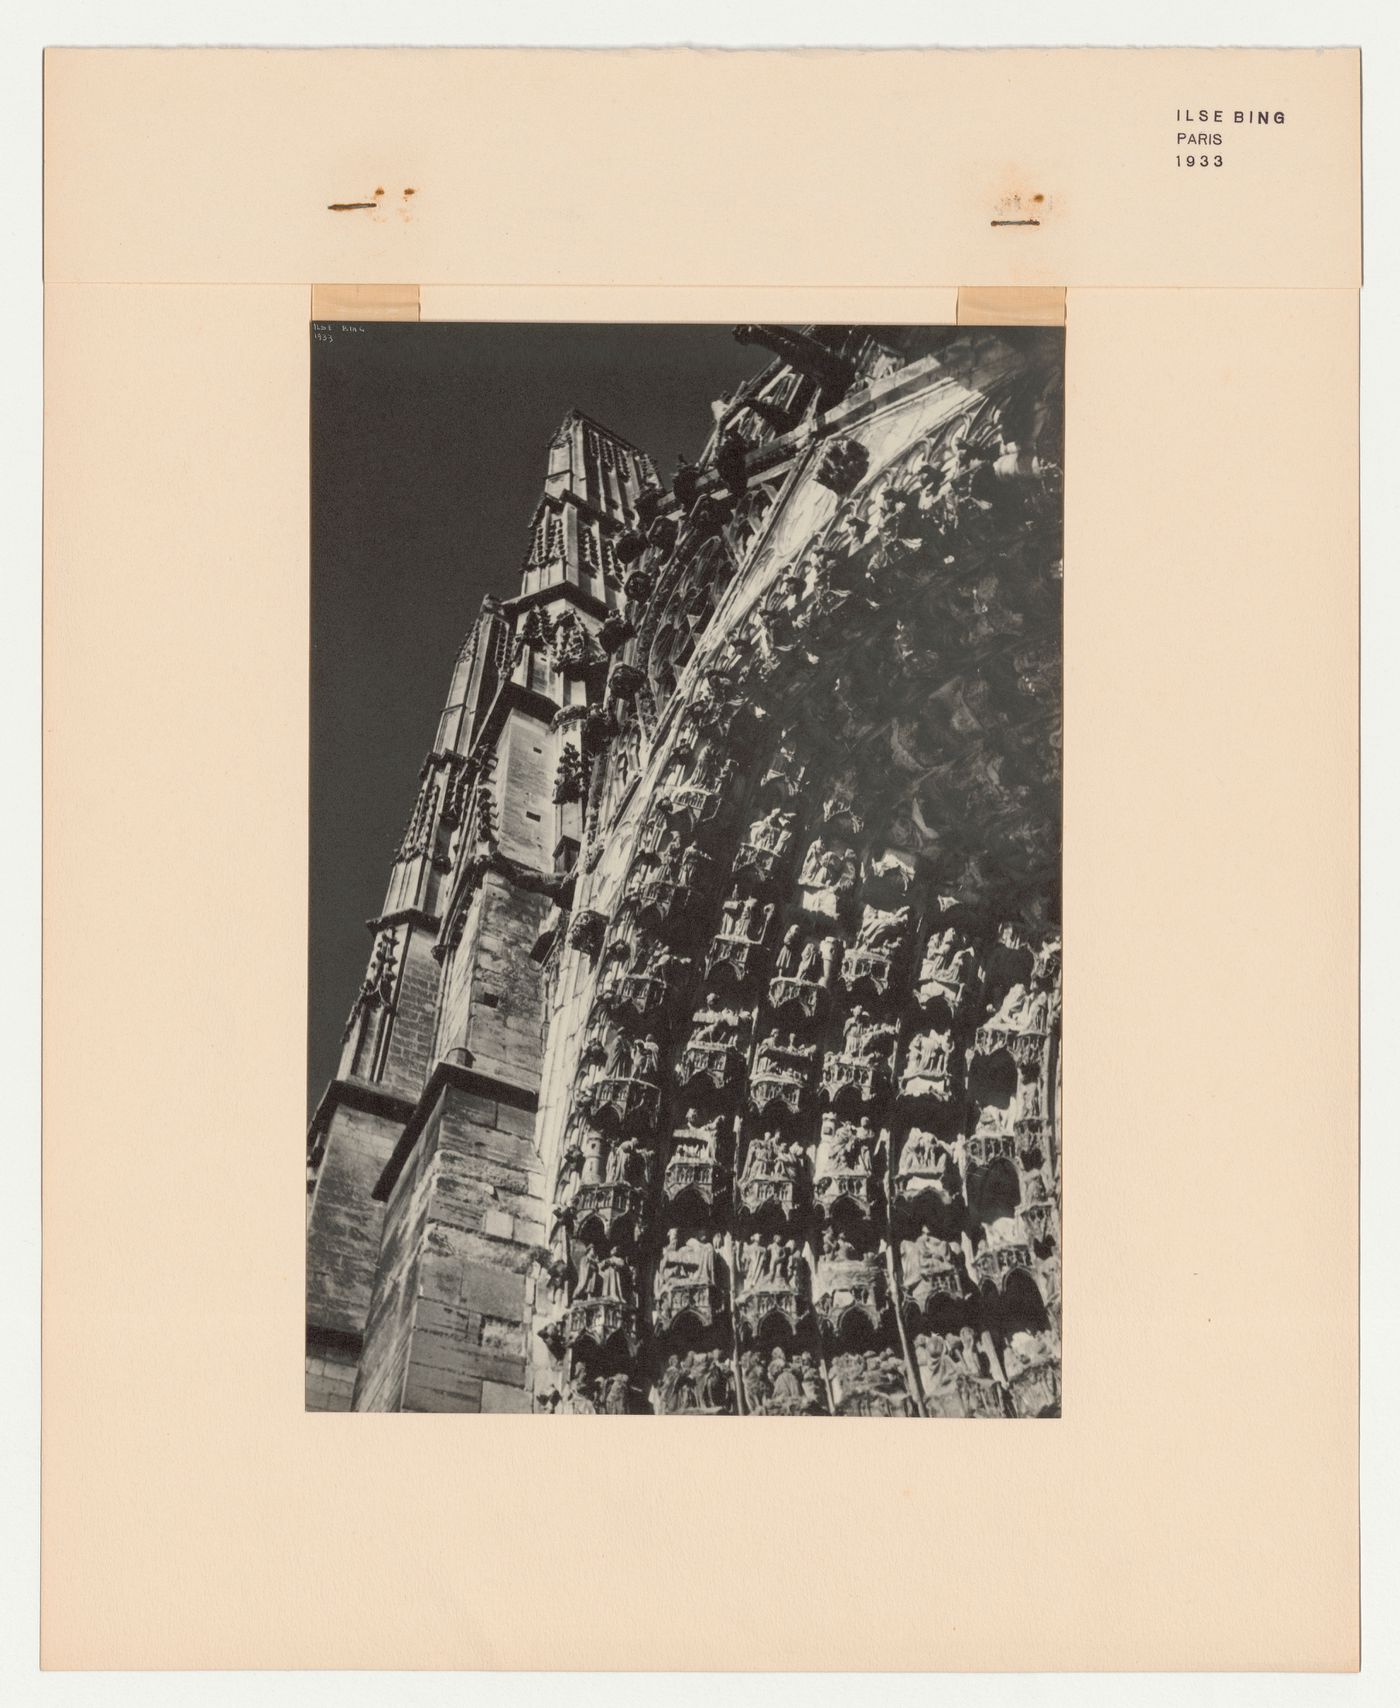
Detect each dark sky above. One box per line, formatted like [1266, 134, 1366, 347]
[309, 322, 774, 1117]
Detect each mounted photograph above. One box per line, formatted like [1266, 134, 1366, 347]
[306, 320, 1064, 1416]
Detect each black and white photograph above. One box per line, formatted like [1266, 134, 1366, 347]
[26, 12, 1383, 1690]
[307, 320, 1064, 1416]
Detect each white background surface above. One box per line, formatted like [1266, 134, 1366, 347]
[6, 1, 1394, 1702]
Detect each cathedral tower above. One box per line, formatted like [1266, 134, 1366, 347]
[306, 412, 658, 1411]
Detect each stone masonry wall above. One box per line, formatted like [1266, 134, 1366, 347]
[354, 1081, 547, 1412]
[305, 1098, 406, 1405]
[354, 862, 553, 1408]
[352, 1110, 435, 1411]
[459, 871, 551, 1094]
[378, 924, 442, 1101]
[305, 1348, 358, 1412]
[495, 716, 553, 868]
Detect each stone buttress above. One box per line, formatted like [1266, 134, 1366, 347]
[307, 412, 658, 1410]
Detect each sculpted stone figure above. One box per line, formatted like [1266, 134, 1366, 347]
[754, 1029, 813, 1081]
[776, 928, 823, 983]
[842, 1006, 871, 1058]
[900, 1223, 953, 1291]
[741, 1128, 778, 1180]
[817, 1111, 873, 1177]
[770, 927, 831, 1019]
[739, 1232, 785, 1290]
[799, 842, 844, 888]
[821, 1011, 897, 1106]
[728, 895, 772, 942]
[572, 1242, 601, 1301]
[839, 1117, 875, 1171]
[545, 1254, 570, 1309]
[776, 1136, 805, 1180]
[566, 1377, 599, 1415]
[957, 1325, 993, 1379]
[676, 843, 707, 888]
[760, 740, 806, 798]
[658, 1227, 717, 1290]
[635, 1034, 662, 1081]
[598, 1249, 634, 1305]
[672, 1108, 722, 1162]
[643, 940, 678, 979]
[680, 1004, 752, 1092]
[776, 924, 803, 975]
[657, 1226, 685, 1283]
[820, 1226, 858, 1267]
[691, 992, 738, 1043]
[602, 1373, 631, 1415]
[902, 1027, 954, 1098]
[914, 1333, 948, 1408]
[1003, 1329, 1055, 1379]
[899, 1128, 938, 1176]
[830, 1349, 914, 1416]
[768, 1348, 804, 1403]
[918, 928, 976, 1009]
[855, 904, 911, 953]
[922, 926, 957, 969]
[554, 1140, 584, 1202]
[1037, 1250, 1063, 1309]
[797, 838, 856, 918]
[694, 1231, 718, 1286]
[749, 805, 795, 853]
[739, 1350, 770, 1410]
[606, 1031, 634, 1078]
[700, 1353, 732, 1412]
[867, 847, 916, 893]
[984, 982, 1052, 1036]
[578, 1036, 607, 1095]
[657, 1355, 687, 1414]
[605, 1134, 648, 1185]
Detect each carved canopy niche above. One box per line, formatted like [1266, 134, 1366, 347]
[541, 329, 1064, 1418]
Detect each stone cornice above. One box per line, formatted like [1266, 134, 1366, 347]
[436, 846, 575, 963]
[307, 1075, 417, 1145]
[470, 678, 559, 757]
[372, 1058, 540, 1202]
[502, 580, 614, 624]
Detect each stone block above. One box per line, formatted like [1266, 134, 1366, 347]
[493, 1100, 539, 1140]
[454, 1258, 528, 1320]
[481, 1380, 530, 1414]
[402, 1370, 483, 1413]
[480, 1314, 527, 1357]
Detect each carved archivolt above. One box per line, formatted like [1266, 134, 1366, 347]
[536, 339, 1063, 1417]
